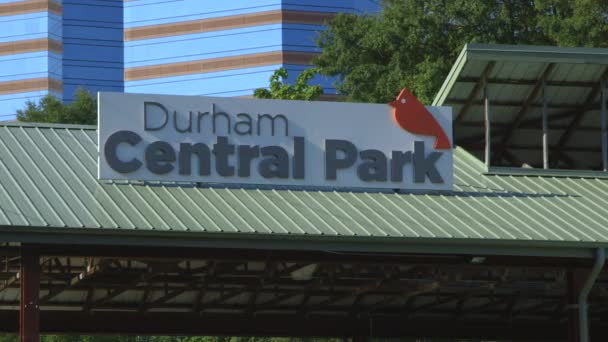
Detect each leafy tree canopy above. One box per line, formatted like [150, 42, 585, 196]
[17, 88, 97, 125]
[314, 0, 608, 104]
[254, 67, 323, 101]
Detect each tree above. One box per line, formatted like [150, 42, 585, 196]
[535, 0, 608, 47]
[17, 88, 97, 125]
[314, 0, 608, 104]
[254, 68, 323, 101]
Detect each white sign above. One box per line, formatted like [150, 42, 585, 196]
[98, 91, 453, 191]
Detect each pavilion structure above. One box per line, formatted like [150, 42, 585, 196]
[1, 44, 608, 341]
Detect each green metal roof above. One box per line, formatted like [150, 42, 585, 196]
[1, 123, 608, 256]
[433, 43, 608, 107]
[433, 43, 608, 170]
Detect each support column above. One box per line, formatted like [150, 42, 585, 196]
[542, 78, 549, 169]
[484, 80, 491, 169]
[20, 246, 40, 342]
[601, 79, 607, 172]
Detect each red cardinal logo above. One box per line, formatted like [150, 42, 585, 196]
[389, 88, 451, 149]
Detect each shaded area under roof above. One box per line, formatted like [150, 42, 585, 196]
[1, 124, 608, 256]
[433, 43, 608, 170]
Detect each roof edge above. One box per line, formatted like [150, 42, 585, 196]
[465, 43, 608, 64]
[0, 226, 604, 259]
[433, 43, 608, 106]
[0, 121, 97, 130]
[487, 166, 608, 179]
[432, 44, 469, 106]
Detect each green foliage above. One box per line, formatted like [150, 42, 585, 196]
[314, 0, 608, 104]
[254, 68, 323, 101]
[535, 0, 608, 47]
[17, 88, 97, 125]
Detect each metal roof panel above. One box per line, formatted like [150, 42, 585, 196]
[1, 124, 608, 252]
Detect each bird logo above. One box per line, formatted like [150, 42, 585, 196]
[389, 88, 451, 149]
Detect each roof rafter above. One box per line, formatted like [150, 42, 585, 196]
[192, 261, 215, 313]
[552, 68, 608, 166]
[457, 100, 605, 147]
[199, 262, 298, 313]
[91, 269, 157, 309]
[455, 62, 495, 123]
[449, 99, 592, 109]
[307, 275, 391, 312]
[459, 77, 597, 88]
[493, 63, 556, 163]
[368, 280, 440, 313]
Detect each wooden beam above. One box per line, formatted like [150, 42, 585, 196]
[40, 261, 105, 304]
[193, 261, 215, 313]
[246, 262, 276, 315]
[455, 62, 495, 123]
[493, 63, 556, 162]
[0, 274, 18, 293]
[542, 78, 549, 169]
[19, 246, 40, 342]
[471, 142, 602, 153]
[83, 286, 94, 312]
[200, 262, 295, 313]
[138, 282, 153, 313]
[449, 99, 587, 109]
[410, 283, 495, 315]
[602, 78, 607, 171]
[0, 310, 590, 339]
[553, 150, 576, 169]
[143, 262, 229, 311]
[501, 149, 522, 167]
[143, 285, 191, 310]
[1, 259, 52, 295]
[458, 77, 596, 88]
[369, 281, 439, 312]
[307, 277, 389, 312]
[484, 79, 491, 168]
[92, 270, 156, 309]
[459, 121, 601, 132]
[553, 69, 608, 157]
[462, 297, 508, 316]
[458, 101, 603, 147]
[254, 276, 323, 311]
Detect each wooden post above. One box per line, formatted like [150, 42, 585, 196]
[20, 246, 40, 342]
[601, 79, 607, 172]
[484, 81, 491, 169]
[542, 78, 549, 169]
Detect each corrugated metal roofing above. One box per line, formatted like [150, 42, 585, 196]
[1, 123, 608, 255]
[432, 44, 608, 170]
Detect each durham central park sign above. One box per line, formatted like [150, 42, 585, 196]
[98, 90, 453, 191]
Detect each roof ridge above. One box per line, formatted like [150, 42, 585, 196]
[0, 122, 97, 130]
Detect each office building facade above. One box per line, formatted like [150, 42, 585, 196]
[0, 0, 379, 120]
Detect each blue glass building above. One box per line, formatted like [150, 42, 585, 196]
[0, 0, 379, 120]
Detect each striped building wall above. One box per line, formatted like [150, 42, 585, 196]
[0, 0, 379, 119]
[124, 0, 380, 97]
[0, 0, 62, 121]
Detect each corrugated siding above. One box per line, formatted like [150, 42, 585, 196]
[2, 125, 608, 244]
